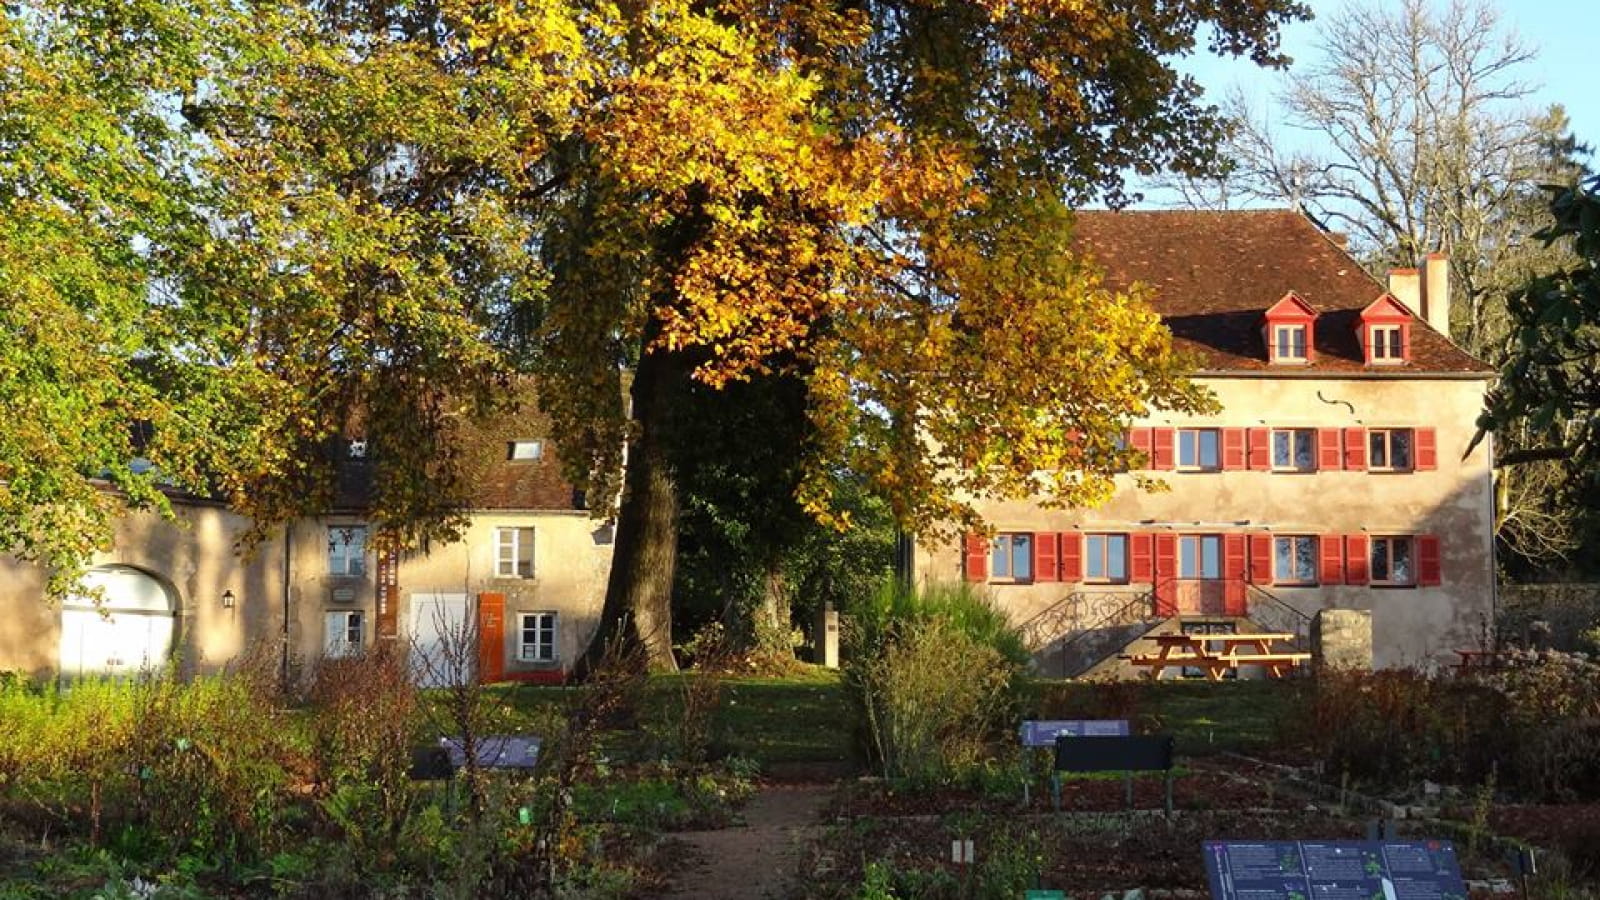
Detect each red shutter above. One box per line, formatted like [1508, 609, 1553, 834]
[1152, 428, 1175, 470]
[1343, 428, 1367, 471]
[1153, 534, 1178, 616]
[1130, 533, 1153, 583]
[1415, 428, 1437, 471]
[1221, 428, 1246, 470]
[1249, 534, 1272, 583]
[1059, 532, 1083, 582]
[1223, 535, 1247, 614]
[1359, 323, 1371, 364]
[1318, 536, 1343, 585]
[1248, 428, 1271, 470]
[1317, 428, 1342, 471]
[1418, 535, 1441, 586]
[1345, 535, 1369, 585]
[1304, 323, 1317, 363]
[1033, 532, 1059, 583]
[963, 533, 988, 582]
[1130, 428, 1152, 467]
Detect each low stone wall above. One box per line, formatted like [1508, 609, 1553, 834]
[1311, 608, 1372, 672]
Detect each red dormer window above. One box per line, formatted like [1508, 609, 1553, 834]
[1262, 292, 1319, 364]
[1359, 294, 1413, 365]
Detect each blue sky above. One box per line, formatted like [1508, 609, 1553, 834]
[1134, 0, 1600, 206]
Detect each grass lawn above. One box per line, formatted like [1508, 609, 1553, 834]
[487, 668, 1300, 773]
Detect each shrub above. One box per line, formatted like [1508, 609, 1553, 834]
[844, 581, 1027, 785]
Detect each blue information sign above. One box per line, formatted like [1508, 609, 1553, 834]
[1018, 719, 1130, 747]
[439, 735, 541, 770]
[1203, 840, 1467, 900]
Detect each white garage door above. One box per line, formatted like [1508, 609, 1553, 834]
[408, 592, 470, 688]
[58, 566, 177, 678]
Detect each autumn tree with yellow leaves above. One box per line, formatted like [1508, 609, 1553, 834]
[2, 0, 1306, 670]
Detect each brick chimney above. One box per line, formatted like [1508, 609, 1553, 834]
[1421, 252, 1450, 338]
[1387, 267, 1421, 316]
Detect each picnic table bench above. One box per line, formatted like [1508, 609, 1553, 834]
[1453, 648, 1506, 674]
[1121, 632, 1309, 681]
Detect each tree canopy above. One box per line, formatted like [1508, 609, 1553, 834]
[3, 0, 1307, 667]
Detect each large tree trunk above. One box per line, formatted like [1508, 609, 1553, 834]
[574, 349, 681, 677]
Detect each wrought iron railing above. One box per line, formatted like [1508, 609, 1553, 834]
[1243, 583, 1313, 649]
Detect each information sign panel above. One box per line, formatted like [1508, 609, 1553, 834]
[1018, 719, 1130, 747]
[1203, 840, 1466, 900]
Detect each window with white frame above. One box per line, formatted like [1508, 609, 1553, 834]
[1084, 534, 1129, 583]
[518, 612, 558, 663]
[1271, 429, 1316, 471]
[1273, 536, 1318, 585]
[989, 533, 1034, 582]
[1370, 536, 1416, 586]
[1368, 429, 1414, 471]
[495, 526, 535, 578]
[324, 610, 364, 657]
[1274, 324, 1308, 361]
[1178, 535, 1222, 579]
[1176, 429, 1221, 471]
[1370, 326, 1404, 363]
[508, 440, 544, 461]
[328, 526, 368, 577]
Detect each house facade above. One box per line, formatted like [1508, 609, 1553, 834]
[915, 210, 1497, 673]
[0, 394, 612, 684]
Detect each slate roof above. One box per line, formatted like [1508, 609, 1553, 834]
[1071, 209, 1493, 376]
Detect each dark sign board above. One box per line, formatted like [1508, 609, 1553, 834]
[1019, 719, 1130, 747]
[1055, 734, 1173, 773]
[1203, 840, 1466, 900]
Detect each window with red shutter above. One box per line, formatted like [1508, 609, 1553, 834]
[963, 533, 988, 582]
[1222, 428, 1246, 470]
[1317, 428, 1342, 471]
[1130, 428, 1152, 467]
[1415, 428, 1437, 470]
[1344, 535, 1370, 584]
[1154, 534, 1179, 616]
[1247, 428, 1271, 470]
[1248, 534, 1272, 583]
[1418, 535, 1442, 586]
[1033, 532, 1059, 583]
[1060, 533, 1084, 582]
[1319, 536, 1344, 585]
[1223, 535, 1247, 615]
[1343, 428, 1367, 470]
[1130, 534, 1153, 583]
[1152, 428, 1176, 470]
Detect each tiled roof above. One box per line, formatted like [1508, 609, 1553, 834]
[1071, 209, 1493, 375]
[332, 383, 583, 513]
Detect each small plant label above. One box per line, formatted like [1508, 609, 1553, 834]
[951, 839, 975, 865]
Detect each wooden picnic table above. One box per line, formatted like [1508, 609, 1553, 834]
[1123, 632, 1309, 681]
[1453, 648, 1505, 674]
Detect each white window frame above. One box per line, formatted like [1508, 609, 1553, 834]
[1369, 326, 1404, 363]
[1368, 428, 1415, 472]
[1273, 324, 1308, 362]
[1273, 535, 1319, 586]
[1370, 536, 1416, 586]
[518, 611, 558, 663]
[494, 526, 536, 579]
[1084, 533, 1129, 584]
[1176, 428, 1221, 471]
[1271, 428, 1316, 472]
[1178, 534, 1222, 580]
[328, 526, 368, 577]
[989, 533, 1034, 583]
[325, 610, 365, 658]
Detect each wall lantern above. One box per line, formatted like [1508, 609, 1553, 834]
[221, 589, 236, 610]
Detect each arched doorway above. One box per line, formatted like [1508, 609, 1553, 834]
[58, 566, 178, 678]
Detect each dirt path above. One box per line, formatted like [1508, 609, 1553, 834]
[659, 783, 834, 899]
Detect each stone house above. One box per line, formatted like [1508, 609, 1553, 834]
[0, 392, 612, 684]
[915, 210, 1497, 675]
